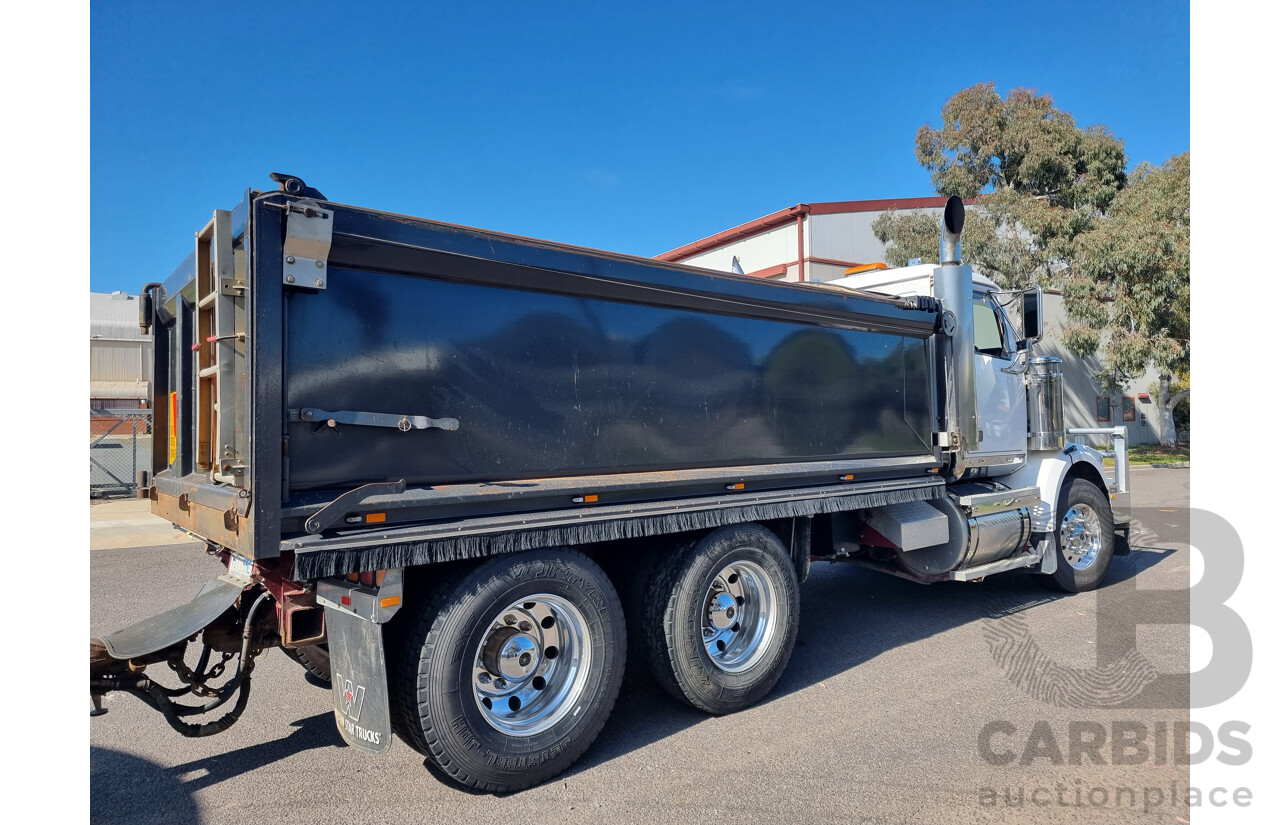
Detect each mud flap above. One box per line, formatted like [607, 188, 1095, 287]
[1034, 533, 1058, 575]
[323, 606, 393, 754]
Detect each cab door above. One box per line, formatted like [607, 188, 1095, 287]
[970, 291, 1027, 462]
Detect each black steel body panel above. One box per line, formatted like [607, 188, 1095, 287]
[326, 208, 937, 338]
[288, 475, 946, 580]
[250, 197, 283, 558]
[173, 296, 194, 478]
[151, 190, 942, 560]
[283, 201, 936, 492]
[284, 269, 933, 489]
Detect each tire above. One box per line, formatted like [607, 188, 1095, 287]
[641, 524, 799, 715]
[1037, 476, 1115, 593]
[391, 550, 626, 793]
[282, 644, 331, 683]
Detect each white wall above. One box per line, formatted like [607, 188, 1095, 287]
[678, 222, 802, 281]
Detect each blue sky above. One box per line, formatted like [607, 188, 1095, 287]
[91, 1, 1189, 294]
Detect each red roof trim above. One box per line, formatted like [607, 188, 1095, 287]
[743, 263, 790, 279]
[656, 205, 809, 263]
[806, 196, 955, 215]
[806, 256, 867, 269]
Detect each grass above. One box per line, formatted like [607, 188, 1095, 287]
[1103, 444, 1190, 467]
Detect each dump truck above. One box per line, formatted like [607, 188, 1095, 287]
[89, 174, 1130, 792]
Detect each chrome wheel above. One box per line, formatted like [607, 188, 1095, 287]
[701, 559, 778, 672]
[472, 594, 591, 737]
[1061, 503, 1103, 570]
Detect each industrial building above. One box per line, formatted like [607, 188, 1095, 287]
[90, 291, 152, 495]
[657, 198, 1170, 445]
[91, 291, 151, 405]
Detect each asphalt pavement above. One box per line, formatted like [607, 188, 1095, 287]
[90, 467, 1192, 824]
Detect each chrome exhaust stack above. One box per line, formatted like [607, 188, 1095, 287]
[934, 196, 977, 478]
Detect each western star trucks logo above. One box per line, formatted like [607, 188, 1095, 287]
[333, 670, 381, 745]
[337, 671, 365, 720]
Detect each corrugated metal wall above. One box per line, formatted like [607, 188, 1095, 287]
[807, 211, 902, 275]
[91, 340, 152, 384]
[90, 292, 151, 399]
[90, 292, 152, 495]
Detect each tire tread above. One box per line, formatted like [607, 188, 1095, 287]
[640, 525, 799, 715]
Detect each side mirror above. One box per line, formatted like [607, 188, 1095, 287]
[1021, 287, 1043, 344]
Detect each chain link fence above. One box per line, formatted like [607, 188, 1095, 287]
[90, 407, 153, 497]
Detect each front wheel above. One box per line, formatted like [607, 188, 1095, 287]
[641, 524, 799, 715]
[1038, 477, 1115, 592]
[391, 550, 625, 793]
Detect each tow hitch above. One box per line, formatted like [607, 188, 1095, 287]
[89, 572, 274, 737]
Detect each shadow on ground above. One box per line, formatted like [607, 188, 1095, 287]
[91, 748, 202, 825]
[564, 538, 1177, 784]
[91, 713, 344, 824]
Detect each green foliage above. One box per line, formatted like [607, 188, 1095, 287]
[914, 84, 1126, 210]
[875, 83, 1127, 290]
[1063, 153, 1190, 389]
[876, 83, 1190, 446]
[870, 210, 939, 268]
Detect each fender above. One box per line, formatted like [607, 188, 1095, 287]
[999, 443, 1110, 533]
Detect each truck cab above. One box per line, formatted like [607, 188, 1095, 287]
[824, 260, 1131, 572]
[827, 265, 1029, 470]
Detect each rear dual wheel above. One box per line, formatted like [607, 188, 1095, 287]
[391, 550, 625, 793]
[641, 525, 800, 715]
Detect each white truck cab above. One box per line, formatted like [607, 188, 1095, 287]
[824, 257, 1131, 589]
[828, 266, 1030, 469]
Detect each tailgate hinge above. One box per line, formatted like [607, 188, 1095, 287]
[283, 201, 333, 289]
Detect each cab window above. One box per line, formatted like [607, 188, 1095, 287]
[973, 300, 1006, 357]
